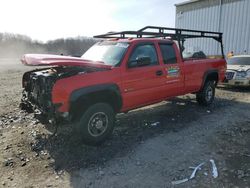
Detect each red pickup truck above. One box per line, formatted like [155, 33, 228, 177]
[20, 26, 226, 145]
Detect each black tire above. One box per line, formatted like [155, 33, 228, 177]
[78, 103, 115, 145]
[196, 81, 215, 106]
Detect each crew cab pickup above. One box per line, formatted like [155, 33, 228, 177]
[20, 26, 226, 145]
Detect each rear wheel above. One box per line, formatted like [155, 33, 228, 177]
[78, 103, 115, 145]
[196, 81, 215, 106]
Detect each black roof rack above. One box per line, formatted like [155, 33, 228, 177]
[94, 26, 222, 41]
[94, 26, 224, 58]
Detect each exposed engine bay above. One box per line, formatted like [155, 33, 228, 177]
[21, 66, 97, 118]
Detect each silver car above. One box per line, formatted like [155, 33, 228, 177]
[224, 55, 250, 86]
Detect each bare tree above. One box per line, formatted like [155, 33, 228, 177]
[0, 33, 97, 58]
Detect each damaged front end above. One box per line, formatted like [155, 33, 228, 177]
[20, 66, 86, 122]
[20, 54, 112, 123]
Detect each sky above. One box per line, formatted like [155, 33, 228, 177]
[0, 0, 185, 42]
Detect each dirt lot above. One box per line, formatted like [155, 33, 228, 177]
[0, 59, 250, 188]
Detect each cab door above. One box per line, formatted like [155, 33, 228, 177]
[121, 43, 167, 110]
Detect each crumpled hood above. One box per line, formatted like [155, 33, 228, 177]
[21, 54, 112, 69]
[227, 65, 250, 72]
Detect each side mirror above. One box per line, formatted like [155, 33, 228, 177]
[128, 56, 151, 68]
[136, 56, 151, 67]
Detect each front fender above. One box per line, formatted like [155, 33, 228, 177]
[69, 83, 123, 120]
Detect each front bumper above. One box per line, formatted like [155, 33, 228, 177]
[20, 91, 70, 122]
[223, 79, 250, 86]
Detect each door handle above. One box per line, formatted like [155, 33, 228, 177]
[155, 70, 163, 76]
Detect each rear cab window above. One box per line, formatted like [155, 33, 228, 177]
[159, 43, 177, 64]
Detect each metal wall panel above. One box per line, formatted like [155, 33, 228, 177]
[175, 0, 250, 55]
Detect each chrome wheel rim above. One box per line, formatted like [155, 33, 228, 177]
[206, 86, 213, 102]
[88, 112, 108, 137]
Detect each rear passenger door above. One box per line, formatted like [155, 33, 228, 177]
[121, 43, 167, 110]
[159, 42, 185, 97]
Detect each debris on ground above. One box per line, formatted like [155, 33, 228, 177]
[171, 159, 218, 185]
[243, 153, 250, 157]
[150, 122, 160, 127]
[210, 159, 218, 178]
[171, 178, 189, 185]
[190, 162, 205, 179]
[4, 158, 14, 167]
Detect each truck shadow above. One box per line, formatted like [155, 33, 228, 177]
[32, 94, 249, 185]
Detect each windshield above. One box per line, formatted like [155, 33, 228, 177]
[81, 41, 129, 66]
[227, 56, 250, 65]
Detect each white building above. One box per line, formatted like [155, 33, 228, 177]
[175, 0, 250, 56]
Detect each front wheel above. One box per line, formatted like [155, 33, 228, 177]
[196, 81, 215, 106]
[78, 103, 115, 145]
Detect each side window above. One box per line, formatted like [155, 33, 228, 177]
[128, 44, 158, 67]
[159, 44, 177, 64]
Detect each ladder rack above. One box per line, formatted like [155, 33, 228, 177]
[94, 26, 224, 58]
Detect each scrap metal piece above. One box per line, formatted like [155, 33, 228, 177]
[171, 162, 205, 185]
[243, 153, 250, 157]
[171, 178, 189, 185]
[150, 122, 160, 127]
[189, 166, 202, 170]
[210, 159, 218, 178]
[189, 162, 205, 179]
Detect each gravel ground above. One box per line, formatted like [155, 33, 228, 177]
[0, 59, 250, 188]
